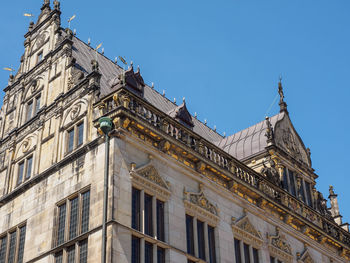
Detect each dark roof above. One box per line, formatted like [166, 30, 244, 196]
[72, 37, 223, 143]
[216, 112, 285, 160]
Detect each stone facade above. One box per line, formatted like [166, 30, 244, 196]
[0, 1, 349, 263]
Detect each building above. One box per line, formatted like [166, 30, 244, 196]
[0, 1, 349, 262]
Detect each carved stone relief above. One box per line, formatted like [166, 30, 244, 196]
[231, 212, 263, 247]
[267, 227, 293, 263]
[297, 247, 315, 263]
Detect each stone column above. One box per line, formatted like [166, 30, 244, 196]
[239, 240, 245, 263]
[152, 196, 157, 239]
[140, 190, 145, 234]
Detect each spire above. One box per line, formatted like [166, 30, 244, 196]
[328, 186, 343, 226]
[278, 77, 288, 113]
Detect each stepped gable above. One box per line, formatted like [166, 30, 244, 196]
[216, 112, 285, 160]
[71, 37, 223, 143]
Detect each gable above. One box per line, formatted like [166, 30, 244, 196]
[274, 114, 311, 167]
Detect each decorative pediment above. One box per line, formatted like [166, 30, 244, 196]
[130, 155, 171, 201]
[168, 101, 194, 128]
[267, 227, 293, 263]
[183, 184, 219, 226]
[274, 114, 311, 167]
[232, 212, 263, 247]
[297, 247, 314, 263]
[61, 99, 88, 128]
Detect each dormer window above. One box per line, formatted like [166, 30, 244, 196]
[26, 94, 41, 121]
[37, 51, 43, 64]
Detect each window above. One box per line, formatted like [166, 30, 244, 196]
[54, 190, 90, 262]
[0, 224, 26, 263]
[304, 181, 312, 207]
[17, 155, 33, 185]
[37, 51, 43, 64]
[234, 238, 260, 263]
[186, 214, 216, 263]
[270, 256, 283, 263]
[66, 122, 84, 154]
[131, 187, 167, 263]
[26, 94, 41, 121]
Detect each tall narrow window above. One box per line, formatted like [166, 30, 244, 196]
[17, 161, 25, 185]
[35, 95, 41, 114]
[305, 181, 312, 207]
[17, 225, 26, 263]
[282, 168, 289, 191]
[299, 179, 306, 202]
[79, 239, 88, 263]
[8, 231, 17, 263]
[37, 51, 43, 63]
[244, 243, 250, 263]
[57, 203, 66, 245]
[0, 236, 7, 263]
[0, 224, 26, 263]
[25, 156, 33, 180]
[144, 194, 153, 236]
[234, 238, 242, 263]
[26, 101, 33, 121]
[69, 197, 79, 239]
[253, 247, 259, 263]
[270, 256, 275, 263]
[157, 247, 165, 263]
[145, 241, 153, 263]
[132, 188, 140, 231]
[68, 128, 74, 153]
[77, 122, 84, 147]
[208, 225, 216, 263]
[81, 191, 90, 233]
[157, 200, 165, 241]
[67, 245, 76, 263]
[197, 220, 205, 260]
[131, 236, 140, 263]
[55, 251, 63, 263]
[186, 215, 194, 255]
[288, 171, 296, 196]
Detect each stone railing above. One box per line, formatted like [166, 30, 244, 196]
[96, 87, 350, 248]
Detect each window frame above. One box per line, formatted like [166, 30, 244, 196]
[16, 154, 34, 186]
[37, 50, 43, 64]
[25, 92, 41, 122]
[0, 222, 26, 263]
[65, 121, 84, 154]
[54, 187, 91, 248]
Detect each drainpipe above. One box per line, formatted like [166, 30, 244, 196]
[98, 117, 113, 263]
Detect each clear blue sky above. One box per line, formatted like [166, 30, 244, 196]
[1, 1, 349, 222]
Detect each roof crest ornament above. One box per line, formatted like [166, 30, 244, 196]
[278, 76, 288, 113]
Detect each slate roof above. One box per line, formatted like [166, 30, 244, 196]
[216, 112, 285, 160]
[71, 37, 223, 143]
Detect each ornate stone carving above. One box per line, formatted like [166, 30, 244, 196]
[267, 227, 293, 263]
[260, 157, 281, 186]
[67, 67, 84, 90]
[184, 184, 218, 216]
[130, 156, 171, 201]
[183, 183, 219, 226]
[297, 247, 314, 263]
[22, 138, 31, 153]
[231, 212, 263, 247]
[36, 33, 46, 49]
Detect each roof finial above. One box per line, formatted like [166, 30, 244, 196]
[88, 38, 91, 46]
[151, 82, 154, 89]
[278, 75, 288, 113]
[182, 97, 185, 103]
[173, 98, 176, 104]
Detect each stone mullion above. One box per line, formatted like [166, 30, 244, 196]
[249, 245, 254, 263]
[193, 217, 198, 258]
[140, 190, 145, 234]
[204, 222, 209, 262]
[140, 238, 145, 263]
[239, 239, 245, 263]
[153, 243, 157, 263]
[152, 196, 157, 239]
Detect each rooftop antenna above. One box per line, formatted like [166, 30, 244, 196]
[67, 14, 76, 29]
[23, 13, 34, 22]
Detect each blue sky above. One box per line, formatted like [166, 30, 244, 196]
[1, 1, 349, 222]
